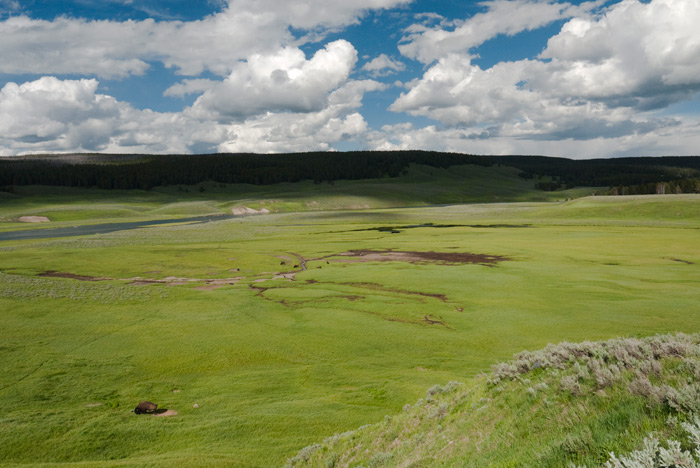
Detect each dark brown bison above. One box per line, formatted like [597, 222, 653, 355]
[133, 401, 158, 414]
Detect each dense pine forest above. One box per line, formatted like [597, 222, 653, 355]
[1, 151, 699, 194]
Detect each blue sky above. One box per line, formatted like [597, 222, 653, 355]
[0, 0, 699, 157]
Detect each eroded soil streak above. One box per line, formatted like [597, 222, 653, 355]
[326, 281, 448, 302]
[39, 271, 112, 281]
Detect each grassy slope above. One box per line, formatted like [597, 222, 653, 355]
[524, 194, 700, 224]
[288, 333, 700, 468]
[0, 193, 699, 467]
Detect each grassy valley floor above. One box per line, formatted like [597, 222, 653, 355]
[0, 189, 699, 466]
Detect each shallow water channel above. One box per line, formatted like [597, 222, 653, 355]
[0, 214, 235, 242]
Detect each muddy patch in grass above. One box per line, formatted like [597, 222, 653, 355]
[39, 271, 113, 281]
[128, 276, 244, 287]
[354, 223, 531, 233]
[335, 249, 508, 266]
[254, 272, 298, 283]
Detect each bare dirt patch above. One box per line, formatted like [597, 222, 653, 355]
[336, 249, 507, 266]
[154, 409, 178, 417]
[206, 277, 245, 285]
[274, 273, 296, 281]
[39, 271, 112, 281]
[18, 216, 50, 223]
[128, 279, 163, 285]
[232, 206, 270, 216]
[254, 273, 297, 283]
[128, 276, 243, 287]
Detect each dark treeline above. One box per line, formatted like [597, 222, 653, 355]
[499, 155, 700, 188]
[0, 151, 492, 189]
[609, 178, 700, 196]
[0, 151, 699, 192]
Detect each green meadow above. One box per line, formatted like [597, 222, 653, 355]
[0, 164, 589, 230]
[0, 166, 699, 467]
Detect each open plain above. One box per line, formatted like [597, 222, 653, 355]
[1, 167, 699, 467]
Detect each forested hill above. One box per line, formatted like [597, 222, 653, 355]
[1, 151, 699, 192]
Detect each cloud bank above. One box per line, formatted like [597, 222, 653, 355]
[384, 0, 700, 156]
[0, 0, 699, 157]
[0, 0, 410, 78]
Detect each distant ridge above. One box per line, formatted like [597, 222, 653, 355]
[1, 151, 699, 193]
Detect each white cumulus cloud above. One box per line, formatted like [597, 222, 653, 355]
[0, 0, 402, 154]
[2, 0, 699, 157]
[391, 0, 700, 145]
[188, 40, 358, 121]
[539, 0, 700, 98]
[0, 76, 223, 154]
[0, 14, 286, 78]
[0, 77, 123, 152]
[217, 79, 386, 153]
[0, 72, 385, 155]
[367, 119, 700, 159]
[361, 54, 406, 77]
[163, 79, 218, 98]
[399, 0, 604, 64]
[0, 0, 411, 79]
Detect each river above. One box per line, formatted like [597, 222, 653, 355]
[0, 214, 236, 242]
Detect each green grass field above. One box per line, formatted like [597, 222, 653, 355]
[0, 171, 699, 467]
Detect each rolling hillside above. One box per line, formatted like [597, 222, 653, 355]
[288, 333, 700, 468]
